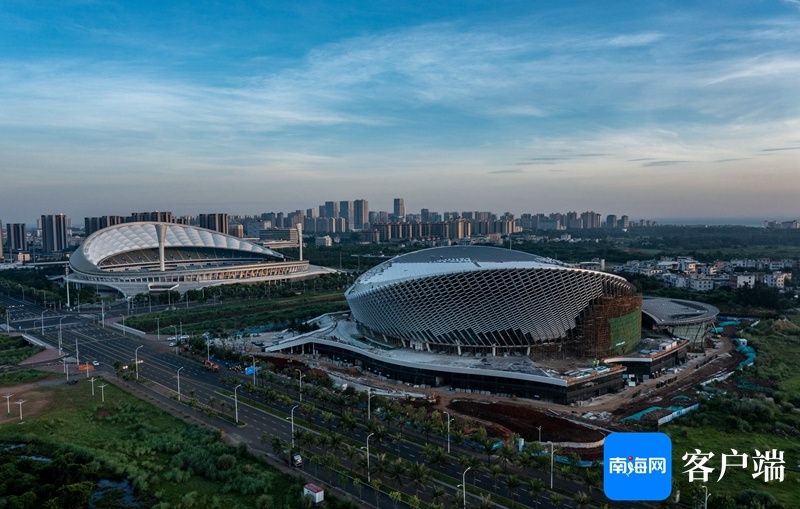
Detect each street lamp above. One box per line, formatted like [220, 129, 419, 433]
[121, 314, 126, 336]
[444, 411, 455, 453]
[461, 466, 471, 509]
[234, 384, 242, 423]
[177, 367, 184, 402]
[157, 317, 160, 341]
[295, 369, 304, 401]
[536, 425, 542, 443]
[289, 404, 299, 448]
[367, 387, 375, 421]
[250, 355, 257, 386]
[85, 361, 90, 378]
[41, 310, 46, 334]
[99, 383, 107, 403]
[4, 393, 12, 414]
[547, 441, 554, 489]
[703, 485, 710, 509]
[365, 432, 375, 482]
[17, 399, 26, 422]
[58, 316, 66, 353]
[135, 345, 143, 380]
[75, 338, 80, 366]
[90, 377, 96, 396]
[64, 359, 69, 381]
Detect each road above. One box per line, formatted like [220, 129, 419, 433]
[3, 295, 657, 509]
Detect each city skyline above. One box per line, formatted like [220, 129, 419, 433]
[1, 1, 799, 224]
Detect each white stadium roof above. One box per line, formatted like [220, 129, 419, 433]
[70, 222, 282, 273]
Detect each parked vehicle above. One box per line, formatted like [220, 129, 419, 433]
[283, 450, 303, 468]
[204, 359, 219, 372]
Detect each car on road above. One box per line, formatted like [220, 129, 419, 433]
[92, 361, 100, 366]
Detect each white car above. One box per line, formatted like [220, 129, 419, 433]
[92, 361, 100, 366]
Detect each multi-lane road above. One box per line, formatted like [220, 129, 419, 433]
[3, 295, 651, 509]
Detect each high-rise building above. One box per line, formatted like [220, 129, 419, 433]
[6, 223, 27, 257]
[339, 200, 353, 230]
[85, 215, 123, 237]
[393, 198, 405, 221]
[198, 213, 229, 234]
[353, 199, 369, 229]
[130, 211, 173, 223]
[606, 214, 617, 229]
[41, 214, 68, 253]
[323, 201, 339, 218]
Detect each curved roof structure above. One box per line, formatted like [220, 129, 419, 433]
[67, 222, 327, 297]
[71, 222, 282, 273]
[641, 297, 719, 326]
[346, 246, 641, 357]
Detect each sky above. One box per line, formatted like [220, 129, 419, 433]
[1, 0, 799, 225]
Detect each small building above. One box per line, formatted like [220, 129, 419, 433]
[303, 483, 324, 504]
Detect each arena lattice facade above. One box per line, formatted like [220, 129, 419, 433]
[345, 245, 642, 359]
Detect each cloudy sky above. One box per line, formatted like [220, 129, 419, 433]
[1, 1, 799, 225]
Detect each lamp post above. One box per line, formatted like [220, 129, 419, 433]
[365, 432, 375, 482]
[703, 485, 710, 509]
[444, 411, 454, 453]
[157, 317, 160, 341]
[17, 399, 26, 422]
[295, 369, 304, 401]
[461, 466, 471, 509]
[4, 393, 12, 414]
[135, 345, 143, 380]
[90, 377, 96, 396]
[177, 367, 184, 402]
[536, 425, 542, 443]
[367, 387, 374, 421]
[99, 384, 107, 402]
[64, 359, 69, 381]
[40, 310, 46, 334]
[548, 441, 554, 489]
[121, 314, 126, 336]
[206, 336, 211, 362]
[234, 384, 242, 423]
[85, 361, 90, 378]
[289, 404, 299, 448]
[58, 316, 66, 353]
[5, 308, 9, 332]
[75, 338, 80, 366]
[250, 356, 257, 386]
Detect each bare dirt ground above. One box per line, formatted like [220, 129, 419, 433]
[0, 380, 58, 426]
[290, 335, 743, 460]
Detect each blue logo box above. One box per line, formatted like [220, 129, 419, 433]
[604, 432, 672, 501]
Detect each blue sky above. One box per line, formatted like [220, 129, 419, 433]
[1, 1, 799, 224]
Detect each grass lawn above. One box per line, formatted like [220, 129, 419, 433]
[0, 377, 307, 508]
[663, 315, 800, 508]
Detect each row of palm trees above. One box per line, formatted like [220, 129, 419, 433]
[220, 366, 603, 508]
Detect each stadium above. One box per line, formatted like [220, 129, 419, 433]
[68, 222, 331, 297]
[344, 245, 642, 360]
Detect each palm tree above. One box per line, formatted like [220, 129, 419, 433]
[550, 493, 562, 509]
[505, 473, 521, 508]
[497, 444, 517, 471]
[526, 478, 545, 508]
[431, 486, 446, 508]
[489, 464, 503, 491]
[321, 410, 335, 431]
[477, 493, 493, 509]
[407, 462, 430, 498]
[575, 491, 591, 508]
[387, 458, 407, 488]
